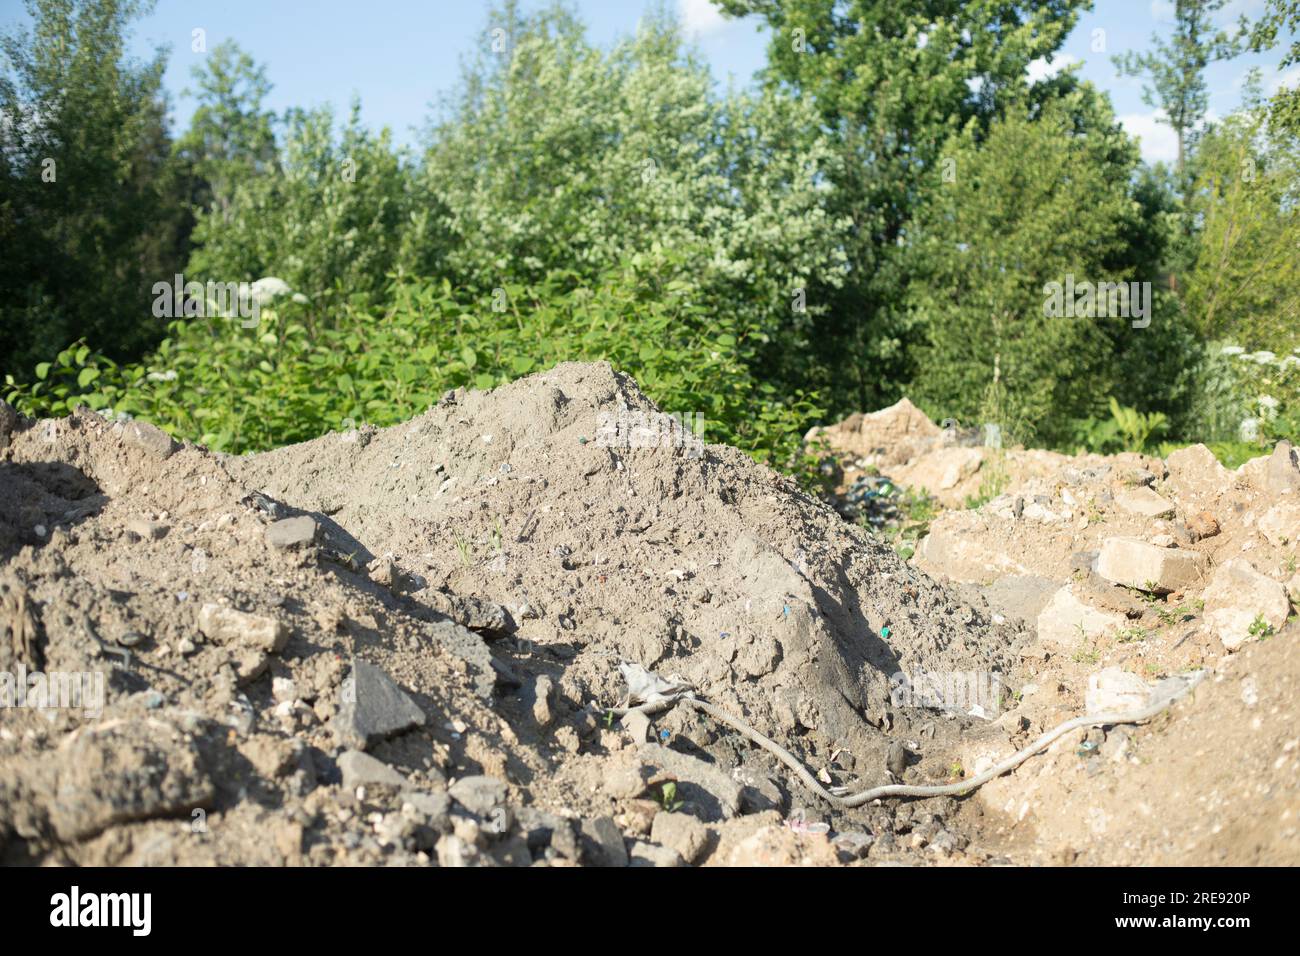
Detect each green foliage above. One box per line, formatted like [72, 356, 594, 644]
[186, 101, 412, 319]
[904, 93, 1148, 446]
[5, 262, 823, 471]
[1182, 104, 1300, 351]
[0, 0, 189, 371]
[719, 0, 1091, 414]
[408, 6, 849, 386]
[1249, 0, 1300, 135]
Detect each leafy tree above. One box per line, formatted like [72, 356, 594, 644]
[1182, 99, 1300, 349]
[406, 4, 850, 392]
[718, 0, 1091, 412]
[0, 0, 187, 372]
[1113, 0, 1245, 176]
[173, 40, 278, 220]
[903, 92, 1164, 445]
[1249, 0, 1300, 135]
[186, 101, 412, 318]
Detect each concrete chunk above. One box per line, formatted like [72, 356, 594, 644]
[1036, 585, 1125, 650]
[1202, 558, 1291, 651]
[1096, 537, 1203, 593]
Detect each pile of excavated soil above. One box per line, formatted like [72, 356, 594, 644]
[811, 401, 1300, 864]
[0, 363, 1025, 867]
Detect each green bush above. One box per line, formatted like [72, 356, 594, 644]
[5, 261, 824, 475]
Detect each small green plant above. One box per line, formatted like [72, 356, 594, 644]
[453, 534, 474, 568]
[1248, 614, 1276, 641]
[1073, 643, 1100, 664]
[1117, 625, 1148, 644]
[1107, 398, 1168, 454]
[655, 781, 684, 813]
[490, 517, 504, 554]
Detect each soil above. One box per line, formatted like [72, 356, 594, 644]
[0, 365, 1295, 866]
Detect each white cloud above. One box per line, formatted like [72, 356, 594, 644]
[1027, 53, 1081, 83]
[1270, 66, 1300, 96]
[1120, 109, 1179, 164]
[678, 0, 729, 36]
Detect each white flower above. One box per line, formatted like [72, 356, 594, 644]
[1250, 350, 1276, 364]
[1221, 345, 1245, 356]
[1239, 417, 1260, 442]
[1259, 395, 1280, 409]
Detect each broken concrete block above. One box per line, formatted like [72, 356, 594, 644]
[1165, 443, 1229, 504]
[1266, 440, 1300, 496]
[1258, 502, 1300, 547]
[1036, 585, 1126, 650]
[197, 604, 288, 653]
[1202, 558, 1291, 651]
[1086, 668, 1151, 714]
[1115, 486, 1175, 518]
[1096, 537, 1203, 593]
[266, 515, 317, 549]
[333, 658, 426, 750]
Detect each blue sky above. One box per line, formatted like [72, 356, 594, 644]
[2, 0, 1296, 164]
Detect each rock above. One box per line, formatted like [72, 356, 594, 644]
[197, 604, 288, 653]
[895, 446, 986, 505]
[1202, 558, 1291, 651]
[266, 516, 317, 549]
[1287, 573, 1300, 604]
[886, 740, 909, 778]
[1258, 502, 1300, 547]
[1036, 585, 1126, 650]
[122, 420, 177, 460]
[449, 775, 508, 818]
[637, 743, 743, 821]
[603, 758, 649, 800]
[38, 720, 213, 841]
[530, 675, 555, 727]
[1096, 537, 1203, 593]
[125, 519, 168, 541]
[1149, 533, 1175, 548]
[1115, 486, 1175, 518]
[580, 816, 629, 867]
[732, 766, 785, 814]
[832, 830, 874, 861]
[272, 676, 297, 703]
[1086, 668, 1152, 714]
[980, 574, 1059, 627]
[421, 590, 514, 634]
[804, 398, 940, 467]
[628, 840, 684, 867]
[726, 825, 839, 867]
[1186, 511, 1220, 540]
[337, 750, 407, 790]
[1165, 444, 1229, 503]
[332, 658, 426, 750]
[1266, 440, 1300, 495]
[650, 811, 709, 864]
[516, 807, 579, 861]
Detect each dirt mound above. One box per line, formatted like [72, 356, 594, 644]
[0, 364, 1024, 867]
